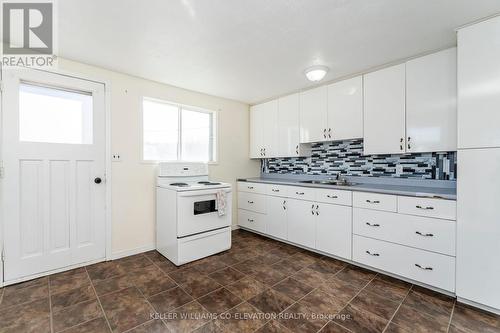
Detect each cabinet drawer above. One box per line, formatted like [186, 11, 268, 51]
[353, 208, 456, 256]
[353, 192, 397, 212]
[287, 186, 316, 201]
[237, 182, 267, 194]
[267, 184, 289, 196]
[398, 196, 456, 220]
[353, 235, 455, 292]
[315, 189, 352, 206]
[238, 192, 266, 213]
[238, 209, 266, 233]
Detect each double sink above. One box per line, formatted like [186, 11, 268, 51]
[299, 179, 357, 187]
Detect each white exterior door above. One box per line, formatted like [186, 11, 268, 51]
[2, 69, 106, 282]
[266, 196, 287, 240]
[363, 64, 406, 155]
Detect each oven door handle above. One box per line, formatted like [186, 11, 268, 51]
[177, 189, 232, 197]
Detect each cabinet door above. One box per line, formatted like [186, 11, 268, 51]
[299, 86, 328, 143]
[249, 104, 264, 158]
[261, 100, 278, 157]
[457, 148, 500, 310]
[363, 64, 406, 155]
[458, 17, 500, 149]
[266, 196, 287, 240]
[406, 48, 457, 153]
[316, 203, 352, 260]
[287, 199, 316, 248]
[327, 76, 363, 140]
[277, 94, 301, 157]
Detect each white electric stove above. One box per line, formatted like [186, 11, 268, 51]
[156, 162, 232, 266]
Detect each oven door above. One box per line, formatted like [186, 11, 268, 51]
[177, 188, 232, 237]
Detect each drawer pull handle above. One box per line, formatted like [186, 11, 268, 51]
[247, 219, 254, 222]
[272, 189, 280, 192]
[366, 222, 380, 227]
[365, 250, 380, 257]
[416, 205, 434, 210]
[248, 186, 254, 189]
[327, 195, 338, 199]
[366, 200, 380, 204]
[283, 200, 286, 210]
[415, 264, 433, 271]
[296, 192, 305, 195]
[247, 201, 254, 204]
[415, 231, 434, 237]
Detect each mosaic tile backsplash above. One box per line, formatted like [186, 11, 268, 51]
[262, 139, 457, 180]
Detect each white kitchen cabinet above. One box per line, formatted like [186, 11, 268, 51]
[458, 17, 500, 149]
[315, 203, 352, 260]
[287, 199, 316, 248]
[363, 64, 406, 155]
[299, 86, 328, 143]
[249, 100, 277, 158]
[457, 148, 500, 311]
[277, 94, 309, 157]
[327, 76, 363, 140]
[406, 48, 457, 152]
[266, 196, 287, 240]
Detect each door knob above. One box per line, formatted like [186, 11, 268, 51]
[94, 177, 102, 184]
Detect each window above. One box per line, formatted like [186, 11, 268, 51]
[19, 83, 93, 144]
[142, 98, 217, 162]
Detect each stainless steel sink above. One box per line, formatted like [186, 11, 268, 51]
[299, 180, 356, 186]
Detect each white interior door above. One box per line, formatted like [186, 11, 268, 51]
[2, 68, 106, 282]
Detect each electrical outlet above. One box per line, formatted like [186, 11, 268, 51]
[112, 153, 122, 162]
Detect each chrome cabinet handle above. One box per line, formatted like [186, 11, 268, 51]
[247, 219, 254, 222]
[328, 128, 332, 138]
[326, 195, 338, 199]
[247, 201, 254, 204]
[415, 231, 434, 237]
[272, 189, 279, 192]
[416, 205, 434, 210]
[366, 200, 380, 204]
[415, 264, 433, 271]
[366, 222, 380, 227]
[366, 250, 380, 257]
[323, 128, 327, 139]
[296, 145, 299, 154]
[311, 203, 315, 215]
[315, 205, 319, 216]
[283, 200, 286, 210]
[296, 192, 305, 195]
[400, 137, 404, 151]
[247, 186, 254, 189]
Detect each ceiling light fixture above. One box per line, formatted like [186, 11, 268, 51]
[304, 65, 329, 82]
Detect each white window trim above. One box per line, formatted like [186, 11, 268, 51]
[140, 97, 219, 164]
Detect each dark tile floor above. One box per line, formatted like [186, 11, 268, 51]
[1, 229, 500, 333]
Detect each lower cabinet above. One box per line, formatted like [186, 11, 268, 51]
[238, 209, 266, 233]
[287, 199, 316, 249]
[266, 196, 287, 240]
[316, 203, 352, 260]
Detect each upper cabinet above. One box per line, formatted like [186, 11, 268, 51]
[277, 93, 305, 157]
[458, 17, 500, 149]
[363, 64, 406, 155]
[249, 100, 277, 158]
[364, 49, 457, 155]
[327, 76, 364, 141]
[299, 86, 328, 143]
[406, 48, 457, 153]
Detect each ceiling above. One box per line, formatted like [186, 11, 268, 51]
[58, 0, 500, 104]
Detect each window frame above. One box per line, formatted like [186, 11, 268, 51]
[141, 97, 218, 164]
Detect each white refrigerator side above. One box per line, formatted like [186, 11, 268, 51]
[456, 148, 500, 312]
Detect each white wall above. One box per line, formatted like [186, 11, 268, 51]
[58, 59, 260, 256]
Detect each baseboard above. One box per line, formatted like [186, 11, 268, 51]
[457, 297, 500, 315]
[110, 244, 156, 260]
[231, 224, 240, 230]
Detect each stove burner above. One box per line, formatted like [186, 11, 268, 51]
[170, 182, 189, 187]
[198, 181, 222, 185]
